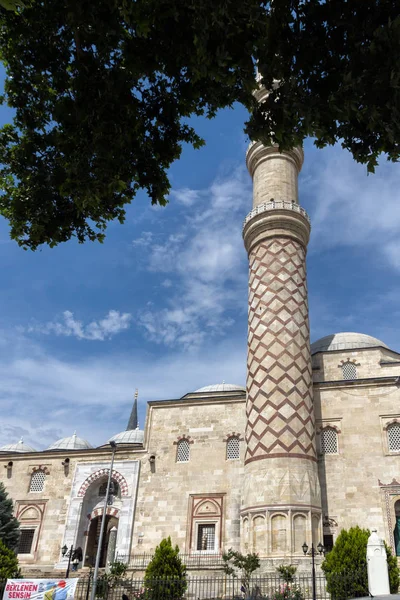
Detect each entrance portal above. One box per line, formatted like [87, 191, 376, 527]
[85, 515, 118, 567]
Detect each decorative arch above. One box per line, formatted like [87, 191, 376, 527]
[173, 435, 194, 445]
[31, 465, 50, 475]
[193, 498, 221, 518]
[19, 506, 41, 521]
[89, 506, 120, 521]
[223, 431, 244, 442]
[317, 424, 341, 434]
[78, 469, 128, 497]
[384, 419, 400, 431]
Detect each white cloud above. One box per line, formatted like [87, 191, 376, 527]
[303, 146, 400, 266]
[132, 231, 153, 247]
[170, 188, 201, 206]
[25, 310, 132, 341]
[137, 165, 251, 350]
[0, 330, 245, 449]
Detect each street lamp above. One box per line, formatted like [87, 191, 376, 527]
[302, 542, 324, 600]
[61, 544, 74, 578]
[90, 440, 117, 600]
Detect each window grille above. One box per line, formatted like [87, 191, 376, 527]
[29, 470, 46, 492]
[226, 436, 240, 460]
[98, 481, 119, 497]
[197, 524, 216, 551]
[176, 439, 190, 463]
[320, 428, 338, 454]
[18, 529, 35, 554]
[342, 362, 357, 380]
[388, 424, 400, 452]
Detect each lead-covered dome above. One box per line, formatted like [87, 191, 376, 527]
[0, 438, 36, 453]
[193, 383, 245, 393]
[311, 332, 388, 354]
[108, 428, 144, 445]
[47, 432, 92, 451]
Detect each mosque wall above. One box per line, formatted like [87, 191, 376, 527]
[312, 347, 400, 383]
[132, 395, 246, 554]
[313, 351, 400, 552]
[0, 448, 144, 571]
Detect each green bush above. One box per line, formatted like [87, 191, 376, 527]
[322, 526, 400, 599]
[0, 538, 21, 579]
[276, 565, 297, 583]
[144, 537, 186, 600]
[0, 482, 20, 550]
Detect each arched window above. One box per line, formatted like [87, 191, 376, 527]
[341, 361, 357, 380]
[320, 428, 338, 454]
[29, 470, 46, 492]
[98, 481, 119, 497]
[226, 436, 240, 460]
[387, 424, 400, 452]
[176, 439, 190, 463]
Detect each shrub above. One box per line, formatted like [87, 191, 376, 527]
[276, 565, 297, 583]
[322, 526, 400, 599]
[271, 582, 303, 600]
[144, 537, 186, 600]
[222, 549, 260, 597]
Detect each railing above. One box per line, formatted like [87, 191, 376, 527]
[115, 553, 225, 569]
[243, 200, 310, 228]
[73, 571, 370, 600]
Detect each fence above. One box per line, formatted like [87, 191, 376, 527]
[115, 554, 226, 569]
[0, 571, 370, 600]
[73, 571, 369, 600]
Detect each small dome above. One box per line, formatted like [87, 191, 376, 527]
[193, 383, 245, 393]
[0, 438, 36, 453]
[47, 432, 92, 451]
[108, 428, 144, 445]
[311, 332, 389, 354]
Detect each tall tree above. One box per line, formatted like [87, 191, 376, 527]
[0, 0, 398, 249]
[0, 538, 20, 578]
[0, 482, 20, 550]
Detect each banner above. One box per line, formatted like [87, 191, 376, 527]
[3, 580, 80, 600]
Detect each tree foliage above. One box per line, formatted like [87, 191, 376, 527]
[276, 565, 297, 583]
[222, 549, 260, 595]
[0, 482, 20, 551]
[0, 538, 20, 579]
[0, 0, 399, 249]
[322, 526, 400, 599]
[144, 537, 186, 600]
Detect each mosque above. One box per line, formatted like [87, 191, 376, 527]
[1, 84, 400, 575]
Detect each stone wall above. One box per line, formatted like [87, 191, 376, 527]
[132, 393, 246, 554]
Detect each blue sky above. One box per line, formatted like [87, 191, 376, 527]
[0, 71, 400, 450]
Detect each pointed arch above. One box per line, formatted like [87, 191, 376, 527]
[78, 469, 128, 497]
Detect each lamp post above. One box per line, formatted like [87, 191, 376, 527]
[61, 544, 74, 578]
[302, 542, 324, 600]
[90, 440, 117, 600]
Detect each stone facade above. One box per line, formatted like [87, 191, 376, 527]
[1, 104, 400, 574]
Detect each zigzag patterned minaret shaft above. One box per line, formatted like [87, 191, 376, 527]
[241, 86, 321, 557]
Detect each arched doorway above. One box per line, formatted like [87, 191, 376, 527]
[85, 515, 118, 567]
[394, 500, 400, 556]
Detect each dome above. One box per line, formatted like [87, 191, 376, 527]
[47, 432, 92, 451]
[108, 428, 144, 445]
[0, 438, 36, 453]
[193, 383, 245, 393]
[311, 332, 389, 354]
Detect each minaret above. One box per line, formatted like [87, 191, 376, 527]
[241, 89, 321, 557]
[127, 389, 139, 430]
